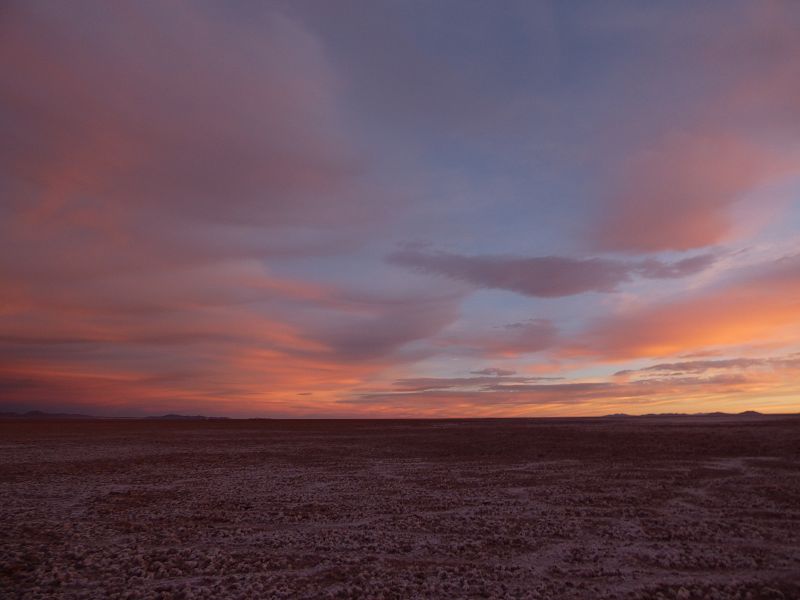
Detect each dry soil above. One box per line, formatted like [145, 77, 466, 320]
[1, 417, 799, 599]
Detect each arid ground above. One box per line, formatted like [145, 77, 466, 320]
[1, 417, 799, 599]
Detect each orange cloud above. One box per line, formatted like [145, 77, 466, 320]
[567, 255, 800, 360]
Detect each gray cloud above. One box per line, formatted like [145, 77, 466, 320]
[470, 367, 517, 376]
[388, 248, 715, 298]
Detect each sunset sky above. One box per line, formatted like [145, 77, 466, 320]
[2, 1, 800, 417]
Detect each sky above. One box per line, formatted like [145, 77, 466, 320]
[2, 0, 800, 417]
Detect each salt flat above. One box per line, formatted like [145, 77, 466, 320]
[1, 417, 799, 599]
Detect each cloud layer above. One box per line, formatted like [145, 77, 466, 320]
[2, 2, 799, 416]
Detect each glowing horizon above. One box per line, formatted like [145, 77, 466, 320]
[2, 1, 800, 417]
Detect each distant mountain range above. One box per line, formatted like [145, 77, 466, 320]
[0, 409, 790, 421]
[143, 414, 230, 420]
[602, 410, 766, 418]
[0, 411, 228, 420]
[0, 410, 99, 420]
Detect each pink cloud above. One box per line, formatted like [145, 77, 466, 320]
[591, 133, 784, 252]
[567, 254, 800, 360]
[590, 4, 800, 253]
[0, 1, 375, 280]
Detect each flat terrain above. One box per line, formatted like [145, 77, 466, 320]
[1, 417, 799, 599]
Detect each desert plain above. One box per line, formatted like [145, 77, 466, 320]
[1, 416, 799, 599]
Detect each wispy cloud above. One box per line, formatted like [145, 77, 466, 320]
[566, 254, 800, 360]
[615, 354, 800, 378]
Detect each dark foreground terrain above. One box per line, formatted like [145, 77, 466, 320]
[1, 417, 799, 599]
